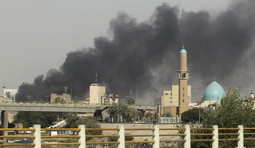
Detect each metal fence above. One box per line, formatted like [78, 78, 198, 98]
[0, 124, 253, 148]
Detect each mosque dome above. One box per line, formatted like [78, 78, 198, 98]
[203, 81, 225, 101]
[180, 48, 187, 55]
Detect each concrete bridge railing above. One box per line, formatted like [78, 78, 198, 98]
[0, 124, 250, 148]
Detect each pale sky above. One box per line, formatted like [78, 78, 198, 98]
[0, 0, 231, 90]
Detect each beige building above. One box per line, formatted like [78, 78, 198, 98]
[89, 83, 106, 105]
[160, 85, 191, 116]
[50, 93, 72, 103]
[160, 47, 191, 117]
[101, 94, 119, 105]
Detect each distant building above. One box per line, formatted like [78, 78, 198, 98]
[3, 88, 17, 99]
[101, 94, 135, 105]
[0, 88, 17, 102]
[160, 85, 191, 116]
[119, 96, 135, 105]
[50, 93, 72, 103]
[160, 47, 191, 117]
[159, 117, 181, 123]
[101, 94, 119, 105]
[89, 83, 106, 105]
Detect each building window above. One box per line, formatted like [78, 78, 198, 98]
[182, 73, 186, 79]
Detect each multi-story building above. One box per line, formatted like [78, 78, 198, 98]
[160, 47, 192, 117]
[89, 83, 106, 105]
[160, 85, 191, 116]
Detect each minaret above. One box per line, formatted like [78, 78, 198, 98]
[178, 46, 189, 116]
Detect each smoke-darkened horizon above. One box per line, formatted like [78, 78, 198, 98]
[16, 0, 255, 104]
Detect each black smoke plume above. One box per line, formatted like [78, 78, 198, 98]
[16, 0, 255, 104]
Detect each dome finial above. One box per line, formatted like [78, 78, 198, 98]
[180, 45, 187, 54]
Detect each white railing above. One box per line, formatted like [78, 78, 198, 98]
[0, 124, 250, 148]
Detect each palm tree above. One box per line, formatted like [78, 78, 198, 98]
[107, 103, 137, 123]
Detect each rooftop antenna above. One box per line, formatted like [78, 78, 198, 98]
[95, 72, 98, 83]
[177, 0, 183, 18]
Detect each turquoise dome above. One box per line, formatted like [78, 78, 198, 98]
[180, 48, 187, 55]
[203, 81, 225, 101]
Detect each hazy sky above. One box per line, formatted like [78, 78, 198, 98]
[0, 0, 231, 90]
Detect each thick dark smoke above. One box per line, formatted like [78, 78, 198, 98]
[16, 0, 255, 104]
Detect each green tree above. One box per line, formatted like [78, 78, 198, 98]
[161, 112, 172, 117]
[107, 103, 136, 123]
[142, 111, 156, 123]
[194, 89, 255, 147]
[181, 108, 204, 123]
[13, 112, 64, 128]
[54, 97, 66, 104]
[65, 115, 102, 140]
[203, 89, 255, 128]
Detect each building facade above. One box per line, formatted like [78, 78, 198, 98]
[89, 83, 106, 105]
[101, 94, 119, 105]
[178, 48, 190, 115]
[3, 88, 17, 99]
[160, 47, 191, 117]
[50, 93, 72, 103]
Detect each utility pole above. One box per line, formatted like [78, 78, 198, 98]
[70, 82, 73, 100]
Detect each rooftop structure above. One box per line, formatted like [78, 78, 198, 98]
[203, 80, 225, 101]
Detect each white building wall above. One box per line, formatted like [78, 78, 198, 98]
[3, 88, 18, 99]
[89, 83, 106, 105]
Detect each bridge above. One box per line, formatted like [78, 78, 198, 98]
[0, 102, 156, 112]
[0, 103, 100, 113]
[0, 102, 156, 130]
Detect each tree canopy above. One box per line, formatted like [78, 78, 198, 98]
[65, 115, 101, 139]
[203, 89, 255, 128]
[13, 112, 64, 128]
[181, 108, 204, 124]
[190, 89, 255, 147]
[107, 103, 136, 123]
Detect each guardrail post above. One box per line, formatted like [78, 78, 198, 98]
[236, 125, 245, 148]
[184, 124, 191, 148]
[212, 125, 218, 148]
[78, 125, 86, 148]
[153, 125, 160, 148]
[33, 124, 41, 148]
[118, 124, 125, 148]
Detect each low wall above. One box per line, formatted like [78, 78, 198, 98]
[101, 123, 180, 141]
